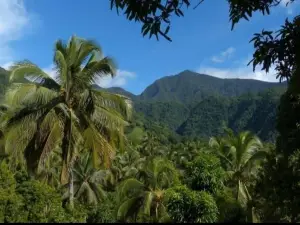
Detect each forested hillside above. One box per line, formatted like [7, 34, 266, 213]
[177, 88, 284, 141]
[139, 70, 285, 104]
[106, 70, 285, 142]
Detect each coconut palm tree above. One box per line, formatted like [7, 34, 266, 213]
[103, 148, 146, 191]
[116, 157, 178, 222]
[138, 132, 161, 157]
[209, 128, 267, 222]
[168, 141, 204, 170]
[209, 136, 233, 171]
[63, 151, 107, 205]
[1, 35, 132, 208]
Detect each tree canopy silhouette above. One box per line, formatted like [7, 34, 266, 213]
[110, 0, 295, 41]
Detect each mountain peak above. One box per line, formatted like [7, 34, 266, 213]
[179, 69, 194, 74]
[139, 70, 285, 104]
[177, 70, 199, 76]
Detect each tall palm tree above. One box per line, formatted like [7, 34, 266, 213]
[116, 157, 178, 222]
[1, 35, 132, 208]
[209, 128, 266, 222]
[63, 151, 107, 205]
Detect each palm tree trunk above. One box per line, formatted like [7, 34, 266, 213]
[69, 168, 74, 209]
[236, 180, 240, 201]
[68, 109, 74, 209]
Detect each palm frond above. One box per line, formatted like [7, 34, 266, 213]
[37, 120, 63, 172]
[80, 56, 117, 85]
[9, 61, 60, 90]
[5, 83, 59, 108]
[76, 39, 103, 67]
[117, 178, 144, 201]
[91, 105, 128, 131]
[67, 35, 78, 64]
[3, 95, 63, 129]
[82, 124, 114, 169]
[117, 197, 142, 221]
[54, 49, 68, 84]
[92, 90, 132, 120]
[240, 150, 267, 174]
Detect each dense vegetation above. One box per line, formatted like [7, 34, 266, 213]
[1, 0, 300, 219]
[106, 70, 285, 142]
[0, 35, 293, 223]
[0, 36, 297, 223]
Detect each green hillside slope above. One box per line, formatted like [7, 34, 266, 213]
[139, 70, 286, 104]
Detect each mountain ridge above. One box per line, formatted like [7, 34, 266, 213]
[104, 70, 286, 104]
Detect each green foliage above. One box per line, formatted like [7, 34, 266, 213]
[86, 192, 117, 223]
[178, 88, 284, 141]
[248, 14, 300, 223]
[116, 157, 178, 222]
[164, 185, 218, 223]
[0, 162, 87, 223]
[135, 100, 189, 131]
[254, 148, 300, 222]
[2, 36, 132, 185]
[0, 67, 8, 97]
[110, 0, 291, 41]
[0, 162, 27, 223]
[210, 129, 265, 205]
[127, 126, 144, 146]
[185, 152, 225, 194]
[16, 180, 81, 222]
[63, 151, 107, 205]
[215, 188, 246, 223]
[177, 96, 230, 138]
[0, 188, 27, 223]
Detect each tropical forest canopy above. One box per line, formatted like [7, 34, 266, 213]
[0, 0, 299, 223]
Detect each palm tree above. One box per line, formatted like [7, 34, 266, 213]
[209, 136, 233, 171]
[1, 35, 132, 208]
[115, 148, 146, 178]
[209, 128, 266, 222]
[138, 132, 161, 157]
[101, 148, 146, 191]
[63, 151, 107, 205]
[168, 141, 204, 169]
[116, 157, 178, 222]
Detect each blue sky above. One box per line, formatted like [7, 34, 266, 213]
[0, 0, 299, 95]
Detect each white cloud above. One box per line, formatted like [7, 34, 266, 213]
[197, 60, 279, 82]
[1, 61, 13, 70]
[96, 70, 136, 88]
[43, 64, 57, 79]
[0, 0, 35, 65]
[211, 47, 236, 63]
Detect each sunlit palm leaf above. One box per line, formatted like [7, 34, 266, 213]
[9, 61, 60, 90]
